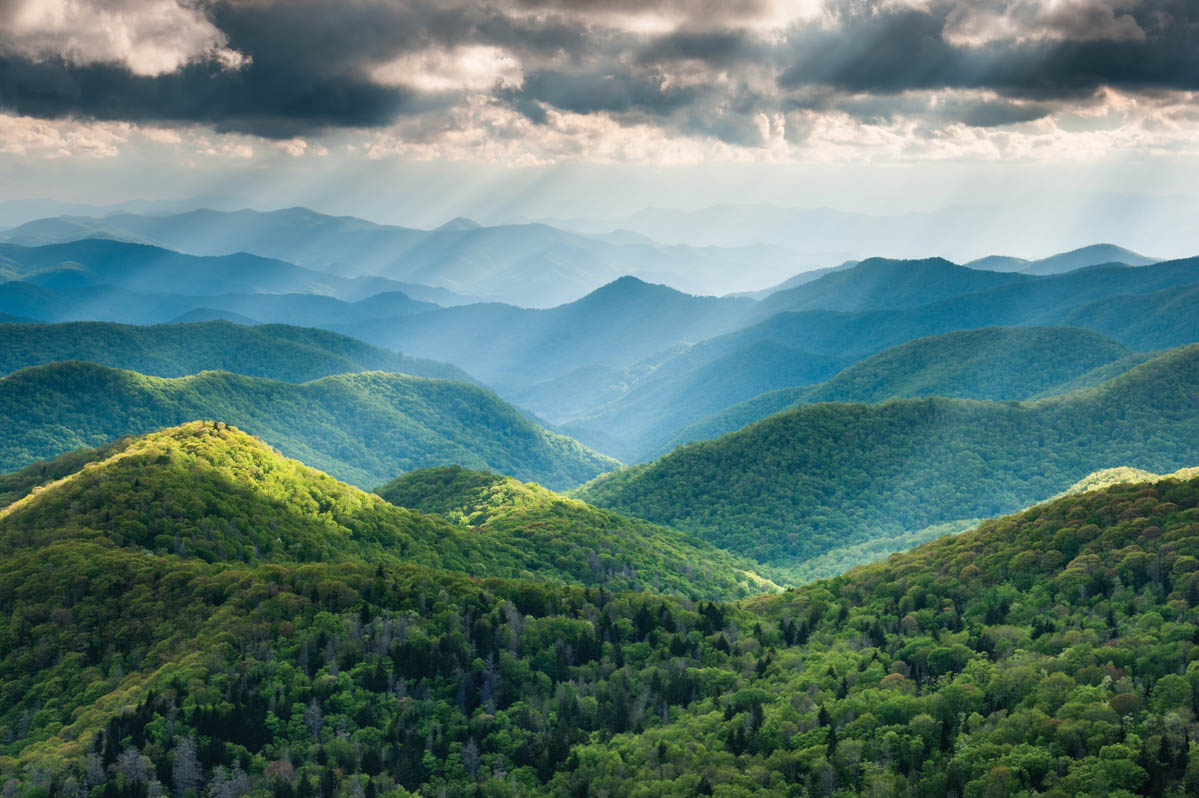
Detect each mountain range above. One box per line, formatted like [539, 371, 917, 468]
[5, 193, 1199, 797]
[0, 208, 816, 305]
[534, 194, 1198, 259]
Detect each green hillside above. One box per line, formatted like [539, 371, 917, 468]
[1063, 283, 1199, 351]
[0, 362, 614, 490]
[4, 437, 1199, 796]
[377, 466, 776, 598]
[800, 327, 1130, 404]
[0, 320, 473, 382]
[663, 326, 1134, 454]
[578, 344, 1199, 573]
[0, 423, 753, 600]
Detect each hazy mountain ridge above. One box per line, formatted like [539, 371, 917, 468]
[1, 208, 818, 306]
[344, 276, 759, 393]
[0, 238, 431, 302]
[0, 281, 436, 328]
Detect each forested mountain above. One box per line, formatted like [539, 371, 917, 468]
[577, 344, 1199, 575]
[1, 209, 814, 306]
[0, 321, 472, 383]
[0, 362, 613, 490]
[0, 239, 423, 302]
[758, 257, 1031, 315]
[590, 257, 1199, 449]
[0, 423, 757, 600]
[1062, 283, 1199, 351]
[376, 465, 775, 598]
[660, 327, 1135, 455]
[0, 281, 435, 328]
[361, 258, 1198, 460]
[707, 257, 1199, 362]
[4, 432, 1199, 796]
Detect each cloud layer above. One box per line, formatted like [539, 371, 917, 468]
[0, 0, 1197, 160]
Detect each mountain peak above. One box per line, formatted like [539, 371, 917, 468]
[568, 275, 693, 307]
[1021, 243, 1158, 275]
[435, 216, 483, 231]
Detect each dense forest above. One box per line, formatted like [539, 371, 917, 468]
[375, 466, 775, 598]
[0, 362, 613, 491]
[0, 423, 762, 599]
[578, 344, 1199, 574]
[3, 428, 1199, 797]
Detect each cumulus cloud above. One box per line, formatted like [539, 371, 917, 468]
[0, 0, 1196, 161]
[373, 45, 524, 92]
[0, 0, 248, 76]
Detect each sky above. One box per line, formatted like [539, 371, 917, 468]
[2, 0, 1199, 232]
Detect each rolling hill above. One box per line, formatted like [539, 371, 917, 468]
[1062, 283, 1199, 351]
[0, 281, 436, 328]
[376, 465, 776, 597]
[660, 326, 1135, 455]
[577, 343, 1199, 574]
[0, 320, 473, 383]
[0, 362, 614, 490]
[758, 257, 1032, 315]
[3, 426, 1198, 796]
[0, 422, 758, 599]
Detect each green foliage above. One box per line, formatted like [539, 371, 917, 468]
[6, 449, 1199, 798]
[578, 343, 1199, 569]
[0, 424, 759, 599]
[0, 361, 615, 490]
[377, 466, 777, 598]
[0, 320, 473, 383]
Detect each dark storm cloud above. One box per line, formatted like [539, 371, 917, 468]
[0, 0, 1197, 139]
[776, 2, 1199, 100]
[810, 91, 1056, 128]
[0, 53, 439, 139]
